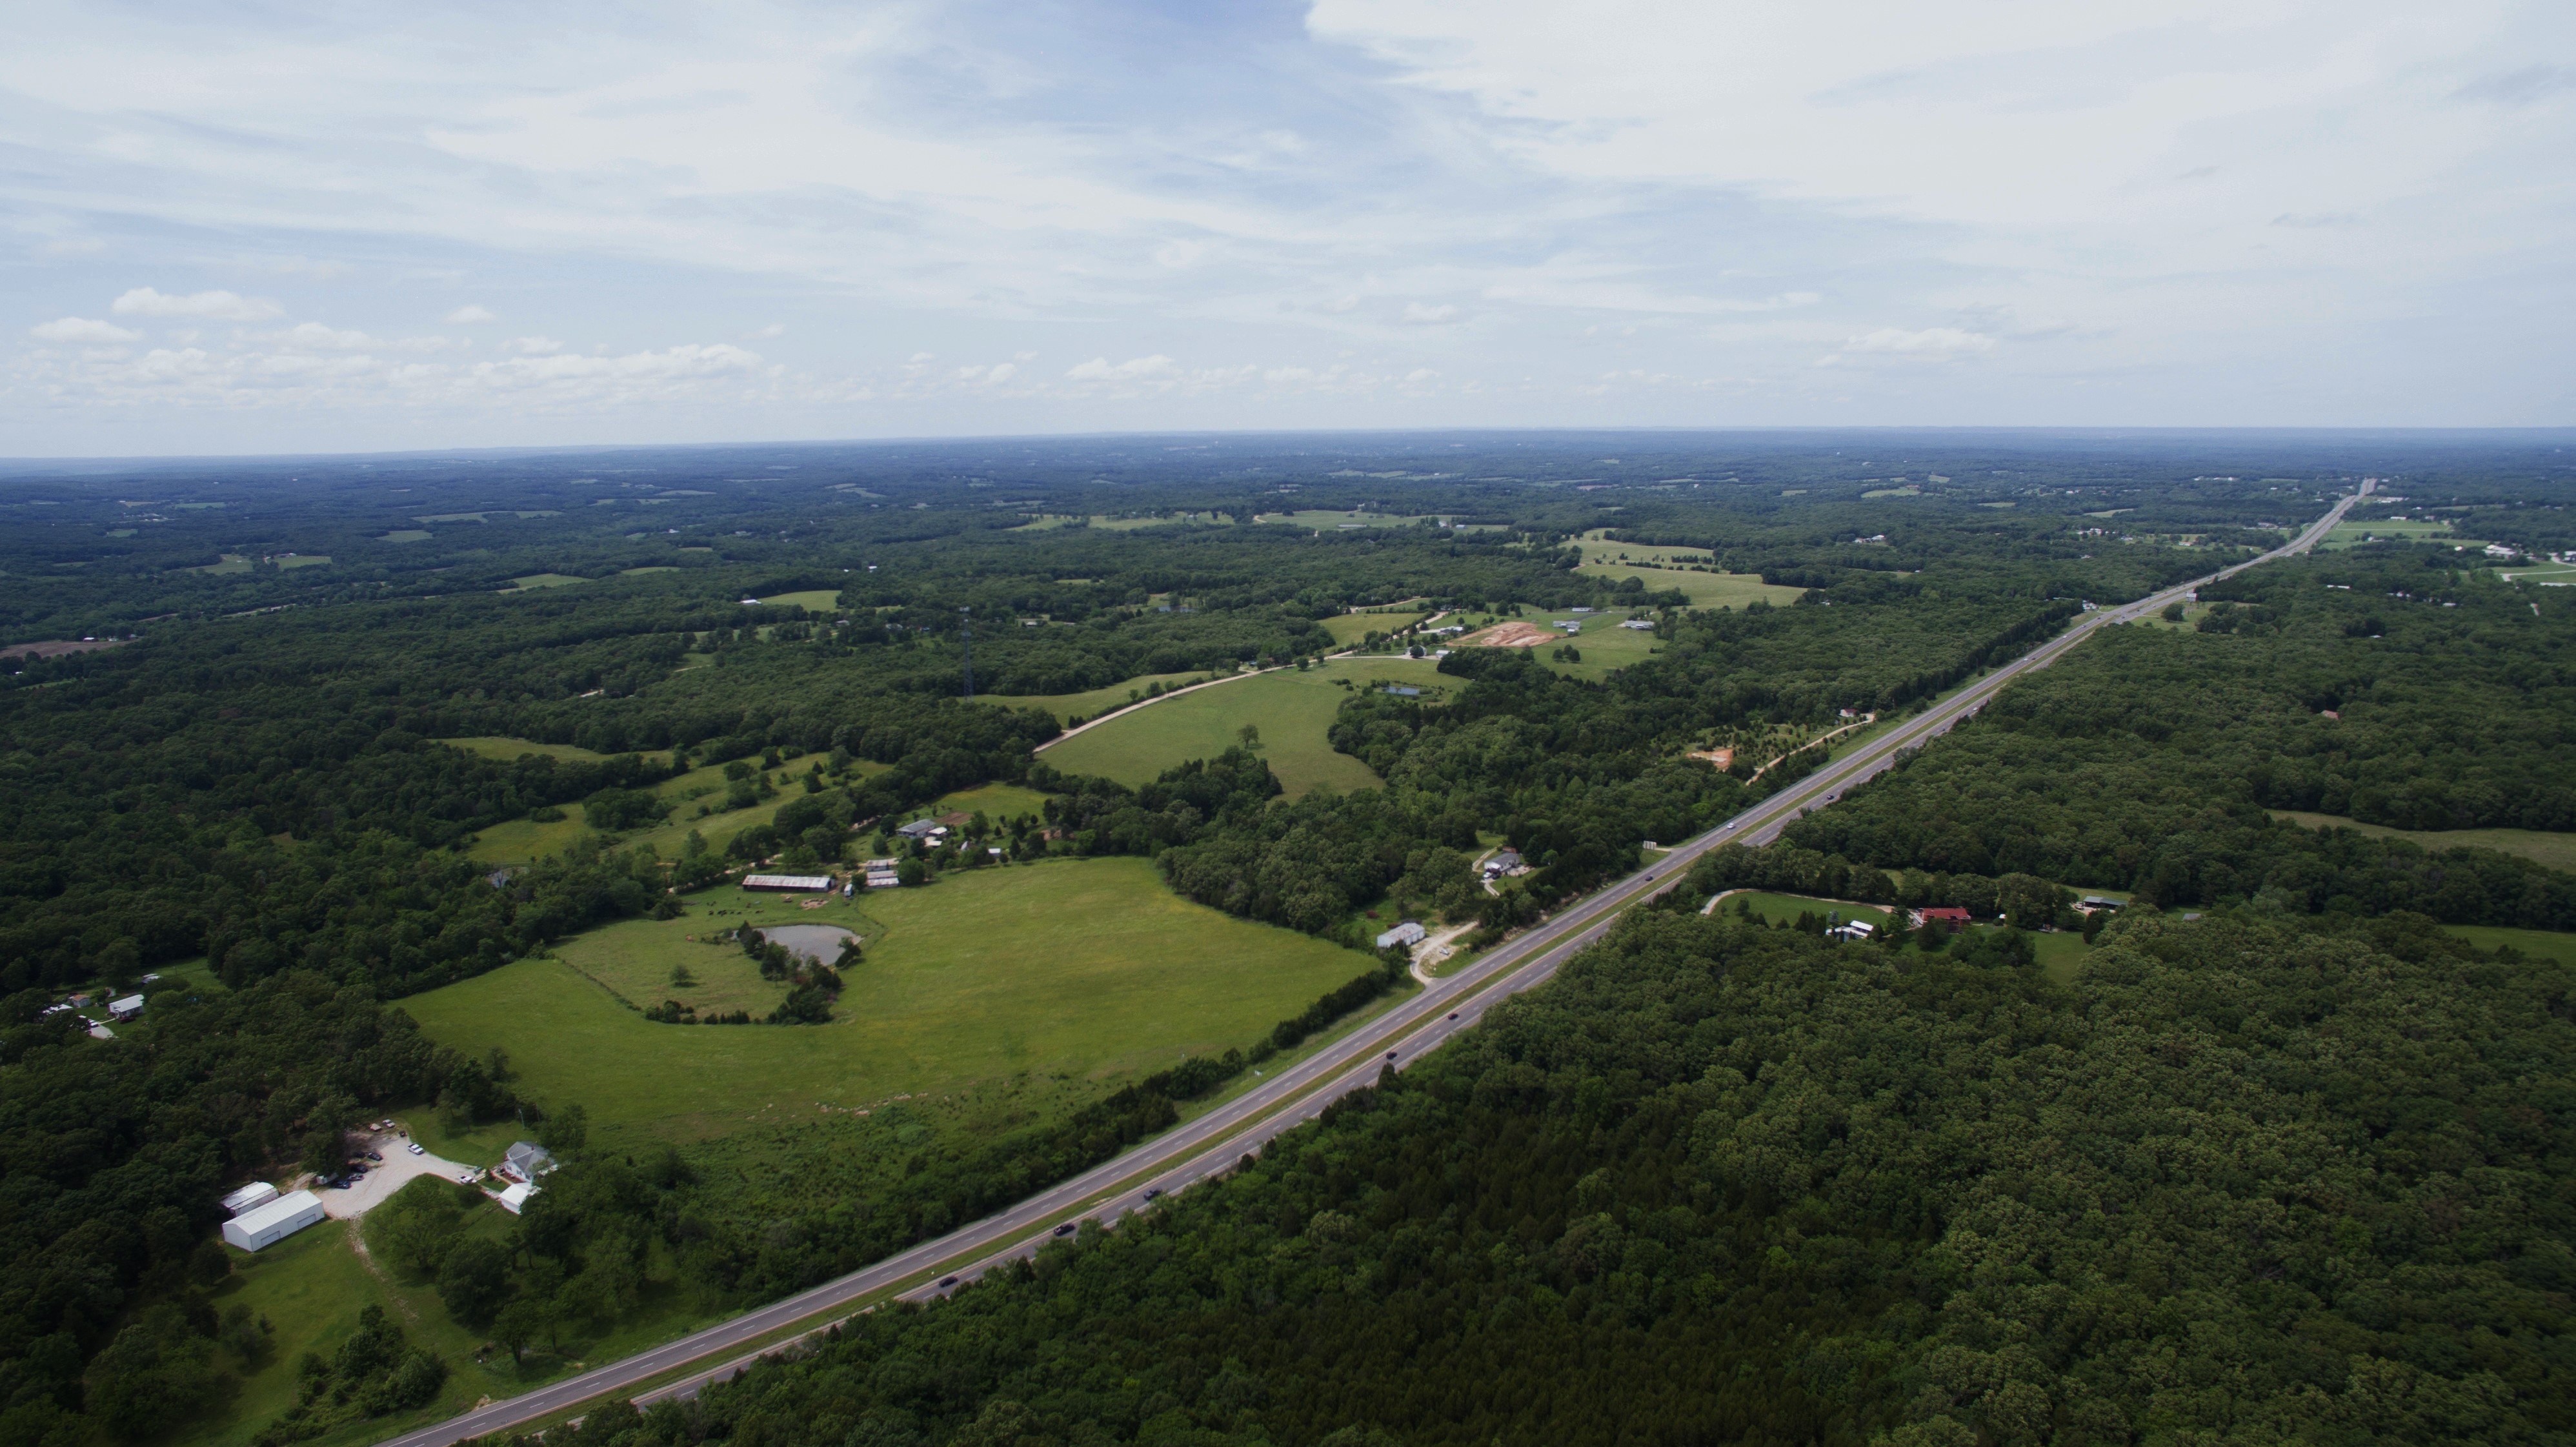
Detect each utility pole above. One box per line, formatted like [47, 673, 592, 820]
[959, 606, 974, 698]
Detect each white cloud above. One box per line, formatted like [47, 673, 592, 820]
[109, 287, 280, 321]
[1842, 327, 1998, 356]
[1401, 302, 1461, 325]
[501, 336, 565, 355]
[955, 361, 1018, 383]
[1065, 354, 1177, 381]
[272, 321, 376, 350]
[747, 322, 786, 338]
[30, 316, 139, 343]
[444, 304, 498, 324]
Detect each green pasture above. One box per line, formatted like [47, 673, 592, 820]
[1534, 611, 1662, 682]
[403, 857, 1372, 1144]
[925, 782, 1054, 823]
[1318, 612, 1425, 648]
[979, 671, 1216, 725]
[2446, 925, 2576, 970]
[763, 589, 843, 612]
[1014, 512, 1234, 531]
[503, 574, 587, 591]
[619, 565, 679, 576]
[2269, 811, 2576, 873]
[458, 746, 876, 867]
[2499, 563, 2576, 585]
[442, 736, 669, 766]
[379, 530, 432, 543]
[192, 554, 252, 574]
[274, 554, 330, 570]
[2320, 518, 2467, 551]
[1861, 485, 1921, 498]
[1715, 891, 2094, 983]
[1041, 656, 1449, 795]
[1253, 510, 1434, 530]
[1572, 560, 1802, 609]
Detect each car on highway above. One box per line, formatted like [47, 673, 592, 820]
[1052, 1222, 1076, 1237]
[1447, 1013, 1458, 1020]
[1143, 1188, 1163, 1201]
[938, 1276, 958, 1289]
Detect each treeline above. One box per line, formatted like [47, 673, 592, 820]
[487, 905, 2576, 1446]
[0, 972, 533, 1446]
[1783, 549, 2576, 918]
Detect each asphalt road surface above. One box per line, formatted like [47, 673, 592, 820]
[381, 487, 2361, 1447]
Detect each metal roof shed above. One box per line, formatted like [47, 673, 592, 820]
[221, 1190, 325, 1251]
[221, 1181, 280, 1217]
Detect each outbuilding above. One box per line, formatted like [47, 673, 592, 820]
[108, 994, 146, 1021]
[742, 874, 836, 892]
[221, 1190, 325, 1251]
[1375, 921, 1427, 950]
[221, 1181, 281, 1217]
[495, 1182, 539, 1215]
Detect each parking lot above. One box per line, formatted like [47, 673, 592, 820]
[314, 1132, 482, 1219]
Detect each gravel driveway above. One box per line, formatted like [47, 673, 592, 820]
[316, 1135, 481, 1219]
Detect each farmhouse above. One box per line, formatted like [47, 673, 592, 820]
[108, 994, 145, 1021]
[2078, 895, 2124, 914]
[1826, 920, 1876, 941]
[894, 819, 943, 840]
[1911, 906, 1971, 927]
[220, 1181, 280, 1217]
[1621, 619, 1654, 630]
[1483, 849, 1524, 878]
[221, 1189, 325, 1251]
[742, 873, 835, 892]
[500, 1141, 557, 1183]
[1375, 921, 1427, 950]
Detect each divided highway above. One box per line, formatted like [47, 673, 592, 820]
[383, 488, 2361, 1447]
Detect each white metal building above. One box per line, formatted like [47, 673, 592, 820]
[221, 1190, 325, 1251]
[221, 1181, 280, 1217]
[1375, 921, 1427, 950]
[741, 874, 836, 892]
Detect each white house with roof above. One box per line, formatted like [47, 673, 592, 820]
[1375, 921, 1427, 950]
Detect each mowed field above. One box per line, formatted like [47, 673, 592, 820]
[1318, 611, 1427, 647]
[1040, 656, 1450, 794]
[401, 857, 1371, 1143]
[2320, 518, 2475, 551]
[763, 589, 844, 611]
[2270, 811, 2576, 874]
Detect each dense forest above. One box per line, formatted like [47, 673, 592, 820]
[4, 434, 2574, 1447]
[490, 904, 2576, 1446]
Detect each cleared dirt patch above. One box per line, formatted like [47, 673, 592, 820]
[1457, 620, 1559, 648]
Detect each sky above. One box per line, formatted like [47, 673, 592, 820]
[3, 0, 2571, 455]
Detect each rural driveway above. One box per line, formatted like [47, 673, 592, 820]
[375, 485, 2363, 1447]
[317, 1137, 479, 1219]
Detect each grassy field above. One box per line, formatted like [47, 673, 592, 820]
[1716, 891, 2094, 983]
[457, 746, 876, 867]
[379, 529, 431, 543]
[1575, 535, 1715, 567]
[979, 671, 1218, 725]
[192, 554, 252, 574]
[504, 573, 587, 591]
[1318, 612, 1425, 647]
[620, 565, 680, 576]
[442, 736, 671, 765]
[274, 554, 332, 569]
[1013, 512, 1234, 531]
[1253, 510, 1438, 530]
[763, 589, 844, 611]
[2447, 925, 2576, 969]
[1535, 611, 1663, 682]
[1571, 560, 1802, 609]
[2499, 563, 2576, 585]
[2320, 518, 2472, 551]
[925, 781, 1054, 823]
[2269, 811, 2576, 873]
[1041, 656, 1449, 795]
[403, 857, 1373, 1143]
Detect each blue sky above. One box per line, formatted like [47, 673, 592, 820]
[3, 0, 2571, 454]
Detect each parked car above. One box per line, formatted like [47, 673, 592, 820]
[456, 1172, 476, 1185]
[406, 1142, 424, 1155]
[365, 1151, 383, 1162]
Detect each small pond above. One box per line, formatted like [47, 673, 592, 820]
[759, 924, 860, 965]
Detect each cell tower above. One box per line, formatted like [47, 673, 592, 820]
[959, 606, 974, 698]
